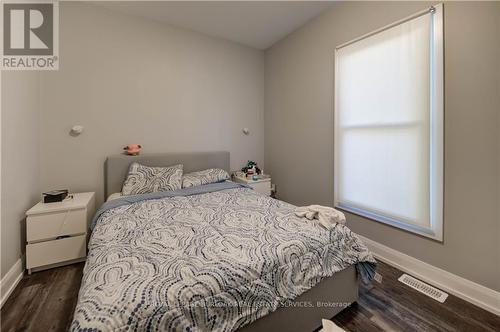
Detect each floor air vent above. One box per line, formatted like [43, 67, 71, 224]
[398, 274, 448, 303]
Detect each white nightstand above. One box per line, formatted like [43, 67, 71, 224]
[25, 192, 95, 274]
[233, 174, 272, 196]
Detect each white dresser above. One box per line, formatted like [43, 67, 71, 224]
[233, 175, 272, 196]
[25, 192, 95, 274]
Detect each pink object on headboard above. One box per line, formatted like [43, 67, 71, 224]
[123, 144, 142, 156]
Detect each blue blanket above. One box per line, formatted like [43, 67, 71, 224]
[92, 181, 248, 230]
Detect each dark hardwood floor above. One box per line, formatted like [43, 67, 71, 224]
[331, 262, 500, 332]
[1, 263, 84, 332]
[1, 260, 499, 332]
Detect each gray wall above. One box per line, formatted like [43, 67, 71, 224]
[40, 3, 265, 204]
[1, 72, 41, 278]
[265, 1, 500, 291]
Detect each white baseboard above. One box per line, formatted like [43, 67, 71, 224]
[0, 258, 24, 308]
[358, 235, 500, 316]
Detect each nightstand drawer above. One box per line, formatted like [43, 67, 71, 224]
[232, 175, 272, 196]
[26, 235, 86, 269]
[27, 208, 86, 242]
[250, 181, 271, 196]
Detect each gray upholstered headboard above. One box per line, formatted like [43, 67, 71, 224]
[105, 151, 230, 197]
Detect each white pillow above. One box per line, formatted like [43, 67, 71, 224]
[121, 162, 183, 196]
[182, 168, 229, 188]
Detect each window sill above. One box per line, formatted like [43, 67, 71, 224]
[336, 204, 443, 242]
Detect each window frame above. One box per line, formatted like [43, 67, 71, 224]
[333, 4, 444, 241]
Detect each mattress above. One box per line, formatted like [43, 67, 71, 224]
[71, 182, 375, 331]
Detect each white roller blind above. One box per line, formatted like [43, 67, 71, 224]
[334, 5, 443, 239]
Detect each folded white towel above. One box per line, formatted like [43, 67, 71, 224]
[295, 205, 346, 230]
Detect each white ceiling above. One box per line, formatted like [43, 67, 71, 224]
[93, 1, 335, 49]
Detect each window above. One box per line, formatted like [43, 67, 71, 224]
[334, 4, 443, 240]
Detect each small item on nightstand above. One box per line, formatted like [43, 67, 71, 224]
[42, 189, 68, 203]
[241, 160, 261, 178]
[123, 144, 142, 156]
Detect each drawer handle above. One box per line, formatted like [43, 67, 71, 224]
[56, 235, 71, 240]
[60, 210, 70, 232]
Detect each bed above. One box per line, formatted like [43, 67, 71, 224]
[71, 152, 376, 332]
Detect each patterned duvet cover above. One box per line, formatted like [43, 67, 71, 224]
[71, 183, 375, 332]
